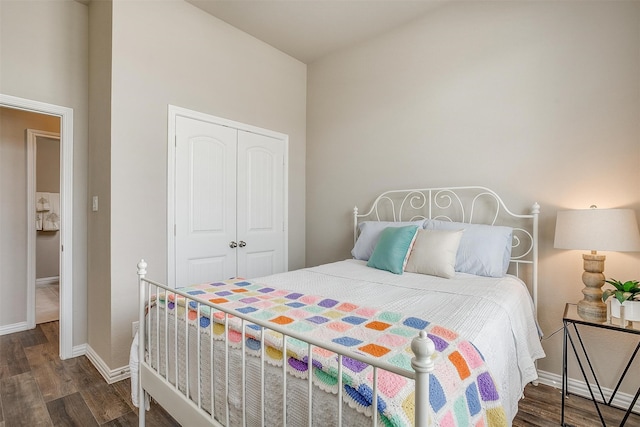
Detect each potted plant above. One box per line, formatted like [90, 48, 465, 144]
[602, 279, 640, 322]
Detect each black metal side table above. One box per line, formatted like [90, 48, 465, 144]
[562, 303, 640, 426]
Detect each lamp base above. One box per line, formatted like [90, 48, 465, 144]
[577, 300, 607, 322]
[577, 253, 607, 322]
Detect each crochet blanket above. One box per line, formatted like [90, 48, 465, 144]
[154, 279, 507, 427]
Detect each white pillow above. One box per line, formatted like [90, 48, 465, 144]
[405, 229, 464, 279]
[351, 220, 425, 261]
[423, 219, 513, 278]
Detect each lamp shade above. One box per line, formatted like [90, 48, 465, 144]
[554, 208, 640, 252]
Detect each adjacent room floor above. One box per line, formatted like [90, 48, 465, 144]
[35, 281, 59, 324]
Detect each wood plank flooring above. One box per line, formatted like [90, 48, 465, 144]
[515, 379, 640, 427]
[1, 321, 639, 426]
[0, 321, 177, 426]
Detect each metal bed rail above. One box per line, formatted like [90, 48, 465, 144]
[137, 260, 435, 427]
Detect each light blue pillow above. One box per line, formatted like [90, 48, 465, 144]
[423, 219, 513, 278]
[367, 225, 419, 274]
[352, 220, 425, 261]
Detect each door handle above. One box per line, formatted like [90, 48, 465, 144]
[229, 241, 238, 248]
[238, 241, 246, 248]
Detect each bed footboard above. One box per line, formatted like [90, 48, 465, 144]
[136, 259, 436, 427]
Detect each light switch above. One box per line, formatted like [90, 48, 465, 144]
[92, 196, 98, 212]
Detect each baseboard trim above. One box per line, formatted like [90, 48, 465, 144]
[36, 276, 59, 287]
[0, 321, 29, 336]
[537, 369, 640, 414]
[71, 343, 87, 358]
[85, 344, 130, 384]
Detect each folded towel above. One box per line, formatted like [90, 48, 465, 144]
[43, 193, 60, 231]
[36, 212, 43, 231]
[36, 192, 50, 212]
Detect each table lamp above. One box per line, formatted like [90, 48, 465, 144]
[554, 206, 640, 321]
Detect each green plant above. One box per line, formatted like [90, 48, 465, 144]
[602, 279, 640, 304]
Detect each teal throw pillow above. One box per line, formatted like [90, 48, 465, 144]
[366, 225, 419, 274]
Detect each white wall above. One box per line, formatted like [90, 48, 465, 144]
[307, 1, 640, 393]
[0, 0, 88, 344]
[101, 0, 307, 368]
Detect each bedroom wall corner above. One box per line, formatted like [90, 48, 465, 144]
[87, 0, 113, 365]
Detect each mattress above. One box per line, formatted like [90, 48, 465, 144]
[140, 259, 544, 425]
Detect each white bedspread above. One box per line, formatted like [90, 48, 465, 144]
[253, 259, 545, 422]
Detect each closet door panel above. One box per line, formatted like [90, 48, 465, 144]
[175, 117, 237, 286]
[236, 130, 285, 279]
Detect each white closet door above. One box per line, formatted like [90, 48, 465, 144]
[236, 130, 285, 279]
[175, 117, 237, 287]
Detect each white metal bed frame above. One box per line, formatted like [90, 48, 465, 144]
[136, 186, 539, 427]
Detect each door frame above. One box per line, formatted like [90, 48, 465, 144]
[1, 94, 74, 360]
[167, 104, 289, 288]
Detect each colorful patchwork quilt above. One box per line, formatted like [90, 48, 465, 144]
[154, 279, 507, 427]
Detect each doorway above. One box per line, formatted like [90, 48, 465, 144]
[28, 129, 61, 324]
[0, 94, 74, 360]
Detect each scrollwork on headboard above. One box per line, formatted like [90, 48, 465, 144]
[353, 186, 540, 314]
[362, 188, 517, 224]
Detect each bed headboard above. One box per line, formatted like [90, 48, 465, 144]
[353, 186, 540, 315]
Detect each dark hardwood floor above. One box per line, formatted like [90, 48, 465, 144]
[515, 379, 640, 427]
[1, 321, 639, 426]
[0, 321, 177, 426]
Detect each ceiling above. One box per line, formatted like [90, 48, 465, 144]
[185, 0, 445, 64]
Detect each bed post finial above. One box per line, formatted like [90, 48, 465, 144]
[137, 259, 147, 277]
[531, 202, 540, 215]
[411, 330, 435, 427]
